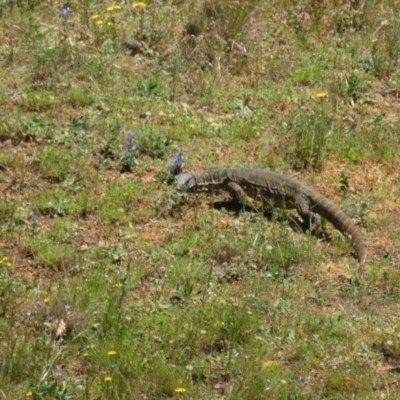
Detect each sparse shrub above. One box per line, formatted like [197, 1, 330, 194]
[137, 77, 167, 97]
[284, 95, 333, 170]
[27, 377, 73, 400]
[99, 123, 121, 160]
[97, 178, 147, 224]
[368, 114, 400, 163]
[372, 16, 400, 79]
[22, 91, 54, 112]
[181, 0, 260, 71]
[0, 113, 49, 143]
[268, 219, 319, 271]
[102, 127, 174, 168]
[291, 63, 323, 86]
[201, 0, 260, 43]
[284, 0, 367, 40]
[65, 88, 96, 108]
[25, 235, 78, 270]
[343, 72, 368, 104]
[33, 147, 72, 183]
[135, 130, 173, 159]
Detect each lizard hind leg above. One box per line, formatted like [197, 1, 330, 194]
[301, 211, 321, 233]
[294, 195, 321, 233]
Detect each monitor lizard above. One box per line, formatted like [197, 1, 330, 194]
[176, 168, 366, 267]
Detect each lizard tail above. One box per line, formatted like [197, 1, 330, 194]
[311, 192, 366, 265]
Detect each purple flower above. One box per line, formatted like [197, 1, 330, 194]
[125, 131, 138, 154]
[127, 131, 137, 140]
[172, 155, 182, 166]
[55, 364, 63, 377]
[64, 304, 71, 314]
[60, 7, 71, 16]
[33, 217, 39, 224]
[168, 148, 185, 172]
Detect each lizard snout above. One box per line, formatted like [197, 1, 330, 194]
[176, 173, 196, 191]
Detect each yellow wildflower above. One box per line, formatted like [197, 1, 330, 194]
[92, 14, 101, 19]
[316, 92, 327, 98]
[73, 33, 81, 39]
[1, 257, 11, 267]
[132, 2, 146, 8]
[174, 387, 186, 393]
[96, 20, 104, 25]
[107, 21, 114, 26]
[262, 360, 282, 370]
[113, 282, 122, 288]
[43, 297, 50, 304]
[26, 391, 33, 397]
[82, 351, 90, 357]
[104, 375, 112, 382]
[107, 5, 121, 11]
[107, 350, 117, 355]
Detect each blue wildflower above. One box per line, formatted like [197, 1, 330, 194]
[172, 155, 182, 166]
[127, 130, 137, 140]
[60, 7, 71, 16]
[120, 130, 139, 172]
[55, 364, 63, 377]
[168, 148, 185, 174]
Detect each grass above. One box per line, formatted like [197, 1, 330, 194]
[1, 0, 400, 398]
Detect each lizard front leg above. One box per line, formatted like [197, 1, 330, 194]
[210, 182, 250, 214]
[227, 182, 247, 204]
[226, 182, 263, 213]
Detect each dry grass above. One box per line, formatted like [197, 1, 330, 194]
[0, 0, 400, 399]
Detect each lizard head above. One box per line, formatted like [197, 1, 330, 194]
[176, 173, 196, 192]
